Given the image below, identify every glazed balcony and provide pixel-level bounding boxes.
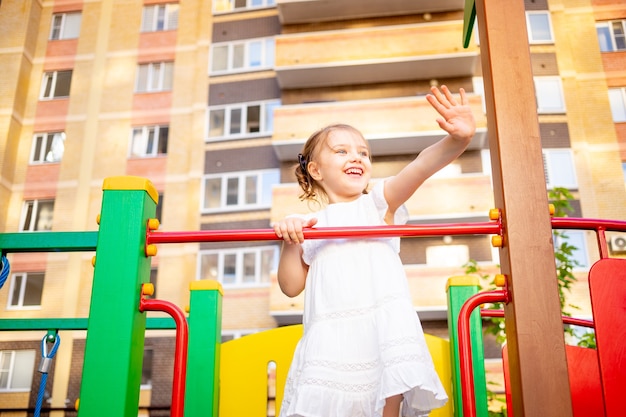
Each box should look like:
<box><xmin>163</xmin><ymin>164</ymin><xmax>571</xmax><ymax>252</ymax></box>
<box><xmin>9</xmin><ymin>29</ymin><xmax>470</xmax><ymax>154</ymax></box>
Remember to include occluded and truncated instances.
<box><xmin>274</xmin><ymin>21</ymin><xmax>478</xmax><ymax>88</ymax></box>
<box><xmin>271</xmin><ymin>94</ymin><xmax>488</xmax><ymax>160</ymax></box>
<box><xmin>276</xmin><ymin>0</ymin><xmax>466</xmax><ymax>24</ymax></box>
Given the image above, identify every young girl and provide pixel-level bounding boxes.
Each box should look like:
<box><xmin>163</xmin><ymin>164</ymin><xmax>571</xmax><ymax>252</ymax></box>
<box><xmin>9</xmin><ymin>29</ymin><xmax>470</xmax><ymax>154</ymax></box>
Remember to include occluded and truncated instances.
<box><xmin>273</xmin><ymin>85</ymin><xmax>476</xmax><ymax>417</ymax></box>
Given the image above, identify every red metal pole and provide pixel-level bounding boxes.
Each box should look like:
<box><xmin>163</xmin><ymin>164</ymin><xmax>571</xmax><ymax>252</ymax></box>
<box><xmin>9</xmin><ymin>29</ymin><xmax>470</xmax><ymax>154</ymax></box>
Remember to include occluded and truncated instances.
<box><xmin>147</xmin><ymin>222</ymin><xmax>502</xmax><ymax>245</ymax></box>
<box><xmin>480</xmin><ymin>309</ymin><xmax>594</xmax><ymax>329</ymax></box>
<box><xmin>458</xmin><ymin>290</ymin><xmax>508</xmax><ymax>417</ymax></box>
<box><xmin>139</xmin><ymin>297</ymin><xmax>188</xmax><ymax>417</ymax></box>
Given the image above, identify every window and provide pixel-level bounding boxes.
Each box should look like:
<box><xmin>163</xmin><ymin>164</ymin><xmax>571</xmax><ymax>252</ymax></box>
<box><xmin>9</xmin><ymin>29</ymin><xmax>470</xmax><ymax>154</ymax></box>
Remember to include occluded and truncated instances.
<box><xmin>608</xmin><ymin>88</ymin><xmax>626</xmax><ymax>122</ymax></box>
<box><xmin>554</xmin><ymin>230</ymin><xmax>589</xmax><ymax>269</ymax></box>
<box><xmin>207</xmin><ymin>100</ymin><xmax>279</xmax><ymax>140</ymax></box>
<box><xmin>210</xmin><ymin>37</ymin><xmax>275</xmax><ymax>74</ymax></box>
<box><xmin>198</xmin><ymin>245</ymin><xmax>278</xmax><ymax>287</ymax></box>
<box><xmin>30</xmin><ymin>132</ymin><xmax>65</xmax><ymax>163</ymax></box>
<box><xmin>8</xmin><ymin>272</ymin><xmax>44</xmax><ymax>309</ymax></box>
<box><xmin>141</xmin><ymin>3</ymin><xmax>179</xmax><ymax>32</ymax></box>
<box><xmin>543</xmin><ymin>149</ymin><xmax>577</xmax><ymax>189</ymax></box>
<box><xmin>20</xmin><ymin>200</ymin><xmax>55</xmax><ymax>231</ymax></box>
<box><xmin>426</xmin><ymin>245</ymin><xmax>470</xmax><ymax>267</ymax></box>
<box><xmin>50</xmin><ymin>12</ymin><xmax>82</xmax><ymax>40</ymax></box>
<box><xmin>155</xmin><ymin>193</ymin><xmax>164</xmax><ymax>224</ymax></box>
<box><xmin>40</xmin><ymin>70</ymin><xmax>72</xmax><ymax>99</ymax></box>
<box><xmin>202</xmin><ymin>169</ymin><xmax>279</xmax><ymax>212</ymax></box>
<box><xmin>136</xmin><ymin>62</ymin><xmax>174</xmax><ymax>93</ymax></box>
<box><xmin>0</xmin><ymin>350</ymin><xmax>36</xmax><ymax>391</ymax></box>
<box><xmin>213</xmin><ymin>0</ymin><xmax>275</xmax><ymax>14</ymax></box>
<box><xmin>526</xmin><ymin>11</ymin><xmax>554</xmax><ymax>44</ymax></box>
<box><xmin>130</xmin><ymin>125</ymin><xmax>169</xmax><ymax>157</ymax></box>
<box><xmin>141</xmin><ymin>349</ymin><xmax>153</xmax><ymax>388</ymax></box>
<box><xmin>596</xmin><ymin>20</ymin><xmax>626</xmax><ymax>52</ymax></box>
<box><xmin>534</xmin><ymin>77</ymin><xmax>566</xmax><ymax>114</ymax></box>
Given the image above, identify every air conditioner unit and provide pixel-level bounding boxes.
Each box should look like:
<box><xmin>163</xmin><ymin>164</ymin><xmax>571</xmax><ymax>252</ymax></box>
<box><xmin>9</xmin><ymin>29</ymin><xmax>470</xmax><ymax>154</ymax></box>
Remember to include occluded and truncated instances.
<box><xmin>610</xmin><ymin>235</ymin><xmax>626</xmax><ymax>253</ymax></box>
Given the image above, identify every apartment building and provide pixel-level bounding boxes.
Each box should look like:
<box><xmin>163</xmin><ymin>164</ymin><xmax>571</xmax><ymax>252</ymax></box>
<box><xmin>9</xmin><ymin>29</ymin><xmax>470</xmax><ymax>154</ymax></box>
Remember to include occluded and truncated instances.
<box><xmin>0</xmin><ymin>0</ymin><xmax>624</xmax><ymax>414</ymax></box>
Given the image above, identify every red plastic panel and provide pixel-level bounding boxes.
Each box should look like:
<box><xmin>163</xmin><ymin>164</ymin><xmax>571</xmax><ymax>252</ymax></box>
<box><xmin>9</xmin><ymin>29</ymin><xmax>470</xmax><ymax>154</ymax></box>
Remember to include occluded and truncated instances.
<box><xmin>502</xmin><ymin>344</ymin><xmax>604</xmax><ymax>416</ymax></box>
<box><xmin>589</xmin><ymin>258</ymin><xmax>626</xmax><ymax>417</ymax></box>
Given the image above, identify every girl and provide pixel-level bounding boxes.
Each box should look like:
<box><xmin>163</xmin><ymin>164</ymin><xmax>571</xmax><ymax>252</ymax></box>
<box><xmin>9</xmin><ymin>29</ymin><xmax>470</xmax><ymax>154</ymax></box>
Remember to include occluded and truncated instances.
<box><xmin>274</xmin><ymin>85</ymin><xmax>476</xmax><ymax>417</ymax></box>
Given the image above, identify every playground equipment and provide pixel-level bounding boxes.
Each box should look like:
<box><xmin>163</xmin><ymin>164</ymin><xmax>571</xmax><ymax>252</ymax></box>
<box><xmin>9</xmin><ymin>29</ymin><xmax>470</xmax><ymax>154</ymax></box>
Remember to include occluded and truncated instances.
<box><xmin>1</xmin><ymin>175</ymin><xmax>626</xmax><ymax>417</ymax></box>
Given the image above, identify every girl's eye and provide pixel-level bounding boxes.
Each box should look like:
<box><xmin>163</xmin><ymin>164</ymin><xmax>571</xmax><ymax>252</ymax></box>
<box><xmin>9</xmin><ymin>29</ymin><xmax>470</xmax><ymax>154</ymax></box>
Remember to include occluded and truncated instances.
<box><xmin>360</xmin><ymin>151</ymin><xmax>369</xmax><ymax>158</ymax></box>
<box><xmin>336</xmin><ymin>149</ymin><xmax>347</xmax><ymax>154</ymax></box>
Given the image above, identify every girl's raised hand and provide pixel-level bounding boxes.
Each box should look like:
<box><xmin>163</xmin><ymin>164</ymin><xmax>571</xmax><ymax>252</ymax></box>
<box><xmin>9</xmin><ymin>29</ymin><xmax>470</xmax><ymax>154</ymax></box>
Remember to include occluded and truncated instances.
<box><xmin>426</xmin><ymin>85</ymin><xmax>476</xmax><ymax>142</ymax></box>
<box><xmin>274</xmin><ymin>217</ymin><xmax>318</xmax><ymax>244</ymax></box>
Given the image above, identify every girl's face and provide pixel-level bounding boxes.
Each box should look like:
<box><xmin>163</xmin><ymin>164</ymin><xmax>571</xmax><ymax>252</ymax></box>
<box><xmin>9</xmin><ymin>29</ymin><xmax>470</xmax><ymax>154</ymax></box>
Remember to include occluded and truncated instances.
<box><xmin>308</xmin><ymin>129</ymin><xmax>372</xmax><ymax>204</ymax></box>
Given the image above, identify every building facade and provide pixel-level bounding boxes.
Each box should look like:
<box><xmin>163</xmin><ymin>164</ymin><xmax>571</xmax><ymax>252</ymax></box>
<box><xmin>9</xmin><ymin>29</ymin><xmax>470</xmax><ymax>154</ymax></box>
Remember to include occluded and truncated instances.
<box><xmin>0</xmin><ymin>0</ymin><xmax>625</xmax><ymax>414</ymax></box>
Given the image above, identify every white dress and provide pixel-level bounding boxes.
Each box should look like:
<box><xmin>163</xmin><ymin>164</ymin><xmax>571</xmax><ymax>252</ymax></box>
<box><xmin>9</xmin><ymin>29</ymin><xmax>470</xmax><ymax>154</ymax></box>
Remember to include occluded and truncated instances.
<box><xmin>280</xmin><ymin>180</ymin><xmax>448</xmax><ymax>417</ymax></box>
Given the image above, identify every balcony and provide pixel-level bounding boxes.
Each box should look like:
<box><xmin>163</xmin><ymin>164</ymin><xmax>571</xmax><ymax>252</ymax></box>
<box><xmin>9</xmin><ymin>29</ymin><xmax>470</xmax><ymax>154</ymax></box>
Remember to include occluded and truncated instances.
<box><xmin>276</xmin><ymin>0</ymin><xmax>466</xmax><ymax>24</ymax></box>
<box><xmin>275</xmin><ymin>21</ymin><xmax>478</xmax><ymax>88</ymax></box>
<box><xmin>271</xmin><ymin>94</ymin><xmax>488</xmax><ymax>160</ymax></box>
<box><xmin>270</xmin><ymin>174</ymin><xmax>494</xmax><ymax>225</ymax></box>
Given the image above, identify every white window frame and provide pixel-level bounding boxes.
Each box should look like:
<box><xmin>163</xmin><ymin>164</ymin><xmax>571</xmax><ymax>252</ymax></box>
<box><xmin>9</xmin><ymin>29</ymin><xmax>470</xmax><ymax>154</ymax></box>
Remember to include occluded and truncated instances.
<box><xmin>210</xmin><ymin>37</ymin><xmax>275</xmax><ymax>75</ymax></box>
<box><xmin>202</xmin><ymin>169</ymin><xmax>279</xmax><ymax>213</ymax></box>
<box><xmin>20</xmin><ymin>199</ymin><xmax>55</xmax><ymax>232</ymax></box>
<box><xmin>129</xmin><ymin>125</ymin><xmax>169</xmax><ymax>157</ymax></box>
<box><xmin>213</xmin><ymin>0</ymin><xmax>275</xmax><ymax>14</ymax></box>
<box><xmin>0</xmin><ymin>350</ymin><xmax>36</xmax><ymax>392</ymax></box>
<box><xmin>608</xmin><ymin>87</ymin><xmax>626</xmax><ymax>122</ymax></box>
<box><xmin>30</xmin><ymin>132</ymin><xmax>65</xmax><ymax>164</ymax></box>
<box><xmin>207</xmin><ymin>100</ymin><xmax>279</xmax><ymax>141</ymax></box>
<box><xmin>425</xmin><ymin>244</ymin><xmax>470</xmax><ymax>267</ymax></box>
<box><xmin>596</xmin><ymin>20</ymin><xmax>626</xmax><ymax>52</ymax></box>
<box><xmin>197</xmin><ymin>245</ymin><xmax>278</xmax><ymax>287</ymax></box>
<box><xmin>7</xmin><ymin>272</ymin><xmax>44</xmax><ymax>310</ymax></box>
<box><xmin>542</xmin><ymin>149</ymin><xmax>578</xmax><ymax>190</ymax></box>
<box><xmin>534</xmin><ymin>76</ymin><xmax>566</xmax><ymax>114</ymax></box>
<box><xmin>526</xmin><ymin>11</ymin><xmax>554</xmax><ymax>44</ymax></box>
<box><xmin>135</xmin><ymin>62</ymin><xmax>174</xmax><ymax>93</ymax></box>
<box><xmin>50</xmin><ymin>12</ymin><xmax>82</xmax><ymax>40</ymax></box>
<box><xmin>39</xmin><ymin>70</ymin><xmax>72</xmax><ymax>99</ymax></box>
<box><xmin>141</xmin><ymin>3</ymin><xmax>179</xmax><ymax>32</ymax></box>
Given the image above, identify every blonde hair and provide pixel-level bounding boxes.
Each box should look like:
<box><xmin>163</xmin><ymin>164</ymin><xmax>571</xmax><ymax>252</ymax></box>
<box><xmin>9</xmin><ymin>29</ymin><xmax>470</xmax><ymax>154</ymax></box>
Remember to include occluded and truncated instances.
<box><xmin>295</xmin><ymin>123</ymin><xmax>371</xmax><ymax>203</ymax></box>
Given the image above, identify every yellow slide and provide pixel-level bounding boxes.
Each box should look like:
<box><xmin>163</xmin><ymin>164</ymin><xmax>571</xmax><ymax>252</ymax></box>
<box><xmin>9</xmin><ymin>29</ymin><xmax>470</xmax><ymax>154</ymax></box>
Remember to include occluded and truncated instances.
<box><xmin>220</xmin><ymin>325</ymin><xmax>453</xmax><ymax>417</ymax></box>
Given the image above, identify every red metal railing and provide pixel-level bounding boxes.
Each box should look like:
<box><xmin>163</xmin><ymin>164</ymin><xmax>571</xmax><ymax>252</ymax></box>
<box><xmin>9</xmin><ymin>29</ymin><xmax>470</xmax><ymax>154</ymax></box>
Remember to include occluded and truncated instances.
<box><xmin>139</xmin><ymin>292</ymin><xmax>189</xmax><ymax>417</ymax></box>
<box><xmin>146</xmin><ymin>222</ymin><xmax>502</xmax><ymax>244</ymax></box>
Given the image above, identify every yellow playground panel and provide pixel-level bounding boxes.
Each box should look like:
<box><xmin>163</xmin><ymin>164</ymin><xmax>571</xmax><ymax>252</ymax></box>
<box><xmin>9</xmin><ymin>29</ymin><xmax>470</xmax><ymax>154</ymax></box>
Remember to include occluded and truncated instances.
<box><xmin>219</xmin><ymin>324</ymin><xmax>453</xmax><ymax>417</ymax></box>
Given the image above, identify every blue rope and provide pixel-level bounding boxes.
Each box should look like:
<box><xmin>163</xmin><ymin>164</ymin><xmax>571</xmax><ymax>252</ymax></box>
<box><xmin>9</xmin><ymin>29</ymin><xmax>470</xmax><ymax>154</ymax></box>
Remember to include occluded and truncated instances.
<box><xmin>0</xmin><ymin>255</ymin><xmax>9</xmax><ymax>289</ymax></box>
<box><xmin>35</xmin><ymin>333</ymin><xmax>60</xmax><ymax>417</ymax></box>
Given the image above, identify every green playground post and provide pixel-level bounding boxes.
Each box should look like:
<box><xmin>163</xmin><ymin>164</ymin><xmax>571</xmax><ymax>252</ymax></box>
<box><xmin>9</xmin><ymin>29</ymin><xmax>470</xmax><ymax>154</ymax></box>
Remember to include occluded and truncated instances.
<box><xmin>446</xmin><ymin>276</ymin><xmax>488</xmax><ymax>417</ymax></box>
<box><xmin>78</xmin><ymin>176</ymin><xmax>158</xmax><ymax>417</ymax></box>
<box><xmin>185</xmin><ymin>280</ymin><xmax>223</xmax><ymax>417</ymax></box>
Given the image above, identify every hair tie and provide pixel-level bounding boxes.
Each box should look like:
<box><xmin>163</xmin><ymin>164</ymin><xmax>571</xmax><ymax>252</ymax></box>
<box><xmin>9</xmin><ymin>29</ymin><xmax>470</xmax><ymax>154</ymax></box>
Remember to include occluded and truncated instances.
<box><xmin>298</xmin><ymin>153</ymin><xmax>307</xmax><ymax>174</ymax></box>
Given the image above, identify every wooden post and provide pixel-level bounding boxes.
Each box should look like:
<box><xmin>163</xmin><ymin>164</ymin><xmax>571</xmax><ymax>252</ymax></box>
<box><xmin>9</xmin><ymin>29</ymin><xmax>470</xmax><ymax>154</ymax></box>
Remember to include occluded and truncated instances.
<box><xmin>472</xmin><ymin>0</ymin><xmax>573</xmax><ymax>416</ymax></box>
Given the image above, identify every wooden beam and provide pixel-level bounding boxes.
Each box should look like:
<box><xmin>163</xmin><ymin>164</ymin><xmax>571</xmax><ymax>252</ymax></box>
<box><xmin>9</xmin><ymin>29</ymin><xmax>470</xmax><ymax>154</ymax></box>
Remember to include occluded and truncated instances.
<box><xmin>473</xmin><ymin>0</ymin><xmax>573</xmax><ymax>416</ymax></box>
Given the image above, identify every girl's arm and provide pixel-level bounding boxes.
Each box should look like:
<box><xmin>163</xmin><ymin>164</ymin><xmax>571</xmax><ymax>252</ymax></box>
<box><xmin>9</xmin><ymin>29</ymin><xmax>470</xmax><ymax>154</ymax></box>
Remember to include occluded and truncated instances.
<box><xmin>274</xmin><ymin>217</ymin><xmax>317</xmax><ymax>297</ymax></box>
<box><xmin>384</xmin><ymin>85</ymin><xmax>476</xmax><ymax>214</ymax></box>
<box><xmin>276</xmin><ymin>242</ymin><xmax>309</xmax><ymax>297</ymax></box>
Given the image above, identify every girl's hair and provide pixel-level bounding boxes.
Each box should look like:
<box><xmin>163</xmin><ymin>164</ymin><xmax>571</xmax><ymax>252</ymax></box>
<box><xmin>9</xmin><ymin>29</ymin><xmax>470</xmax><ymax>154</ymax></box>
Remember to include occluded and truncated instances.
<box><xmin>295</xmin><ymin>123</ymin><xmax>370</xmax><ymax>203</ymax></box>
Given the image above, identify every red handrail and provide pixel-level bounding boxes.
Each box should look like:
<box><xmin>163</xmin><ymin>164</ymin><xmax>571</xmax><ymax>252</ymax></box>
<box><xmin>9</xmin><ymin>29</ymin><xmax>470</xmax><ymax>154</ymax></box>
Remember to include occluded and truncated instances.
<box><xmin>146</xmin><ymin>222</ymin><xmax>502</xmax><ymax>244</ymax></box>
<box><xmin>139</xmin><ymin>295</ymin><xmax>188</xmax><ymax>417</ymax></box>
<box><xmin>458</xmin><ymin>290</ymin><xmax>509</xmax><ymax>417</ymax></box>
<box><xmin>480</xmin><ymin>309</ymin><xmax>595</xmax><ymax>328</ymax></box>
